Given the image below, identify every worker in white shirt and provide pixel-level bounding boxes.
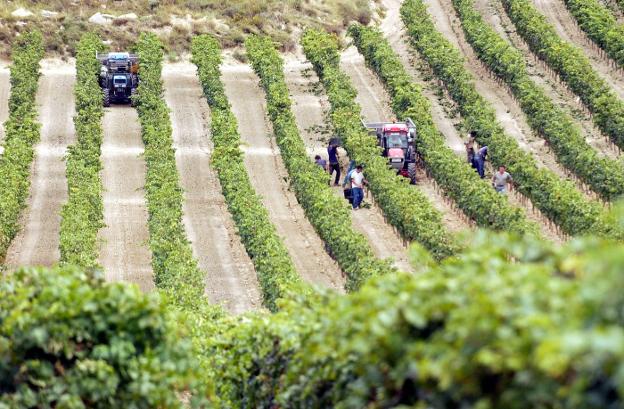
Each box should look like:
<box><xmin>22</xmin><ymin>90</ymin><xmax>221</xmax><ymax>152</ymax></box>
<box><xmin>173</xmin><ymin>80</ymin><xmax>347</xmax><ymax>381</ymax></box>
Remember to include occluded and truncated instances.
<box><xmin>350</xmin><ymin>165</ymin><xmax>368</xmax><ymax>210</ymax></box>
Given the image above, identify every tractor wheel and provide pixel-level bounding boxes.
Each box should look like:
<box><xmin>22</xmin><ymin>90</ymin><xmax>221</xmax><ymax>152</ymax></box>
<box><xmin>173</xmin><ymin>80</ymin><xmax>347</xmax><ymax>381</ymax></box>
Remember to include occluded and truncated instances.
<box><xmin>130</xmin><ymin>88</ymin><xmax>137</xmax><ymax>107</ymax></box>
<box><xmin>408</xmin><ymin>162</ymin><xmax>417</xmax><ymax>185</ymax></box>
<box><xmin>103</xmin><ymin>89</ymin><xmax>110</xmax><ymax>107</ymax></box>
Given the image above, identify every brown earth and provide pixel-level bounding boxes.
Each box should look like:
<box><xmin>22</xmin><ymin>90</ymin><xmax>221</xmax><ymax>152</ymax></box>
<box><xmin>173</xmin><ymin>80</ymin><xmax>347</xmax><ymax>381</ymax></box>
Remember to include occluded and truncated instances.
<box><xmin>479</xmin><ymin>0</ymin><xmax>621</xmax><ymax>160</ymax></box>
<box><xmin>221</xmin><ymin>60</ymin><xmax>345</xmax><ymax>291</ymax></box>
<box><xmin>0</xmin><ymin>61</ymin><xmax>9</xmax><ymax>148</ymax></box>
<box><xmin>339</xmin><ymin>45</ymin><xmax>475</xmax><ymax>235</ymax></box>
<box><xmin>4</xmin><ymin>60</ymin><xmax>75</xmax><ymax>267</ymax></box>
<box><xmin>98</xmin><ymin>105</ymin><xmax>154</xmax><ymax>292</ymax></box>
<box><xmin>284</xmin><ymin>55</ymin><xmax>415</xmax><ymax>272</ymax></box>
<box><xmin>163</xmin><ymin>62</ymin><xmax>262</xmax><ymax>313</ymax></box>
<box><xmin>532</xmin><ymin>0</ymin><xmax>624</xmax><ymax>99</ymax></box>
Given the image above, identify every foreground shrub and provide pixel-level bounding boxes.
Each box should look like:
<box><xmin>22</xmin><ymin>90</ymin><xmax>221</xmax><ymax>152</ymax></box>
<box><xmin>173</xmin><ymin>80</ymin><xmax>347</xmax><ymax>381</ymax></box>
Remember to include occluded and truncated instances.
<box><xmin>0</xmin><ymin>266</ymin><xmax>208</xmax><ymax>408</ymax></box>
<box><xmin>205</xmin><ymin>226</ymin><xmax>624</xmax><ymax>408</ymax></box>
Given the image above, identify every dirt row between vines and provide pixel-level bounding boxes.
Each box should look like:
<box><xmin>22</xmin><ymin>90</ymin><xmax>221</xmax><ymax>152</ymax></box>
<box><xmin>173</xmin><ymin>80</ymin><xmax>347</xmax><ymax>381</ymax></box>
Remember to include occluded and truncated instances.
<box><xmin>379</xmin><ymin>0</ymin><xmax>564</xmax><ymax>242</ymax></box>
<box><xmin>163</xmin><ymin>62</ymin><xmax>262</xmax><ymax>313</ymax></box>
<box><xmin>98</xmin><ymin>106</ymin><xmax>154</xmax><ymax>292</ymax></box>
<box><xmin>475</xmin><ymin>0</ymin><xmax>621</xmax><ymax>160</ymax></box>
<box><xmin>532</xmin><ymin>0</ymin><xmax>624</xmax><ymax>100</ymax></box>
<box><xmin>4</xmin><ymin>61</ymin><xmax>75</xmax><ymax>267</ymax></box>
<box><xmin>283</xmin><ymin>54</ymin><xmax>415</xmax><ymax>273</ymax></box>
<box><xmin>221</xmin><ymin>58</ymin><xmax>346</xmax><ymax>292</ymax></box>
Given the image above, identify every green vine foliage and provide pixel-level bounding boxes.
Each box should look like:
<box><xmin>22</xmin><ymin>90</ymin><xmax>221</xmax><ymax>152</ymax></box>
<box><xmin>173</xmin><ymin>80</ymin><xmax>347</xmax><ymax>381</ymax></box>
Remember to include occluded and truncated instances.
<box><xmin>502</xmin><ymin>0</ymin><xmax>624</xmax><ymax>150</ymax></box>
<box><xmin>134</xmin><ymin>33</ymin><xmax>207</xmax><ymax>312</ymax></box>
<box><xmin>191</xmin><ymin>35</ymin><xmax>306</xmax><ymax>311</ymax></box>
<box><xmin>0</xmin><ymin>266</ymin><xmax>211</xmax><ymax>407</ymax></box>
<box><xmin>301</xmin><ymin>29</ymin><xmax>460</xmax><ymax>260</ymax></box>
<box><xmin>203</xmin><ymin>224</ymin><xmax>624</xmax><ymax>408</ymax></box>
<box><xmin>564</xmin><ymin>0</ymin><xmax>624</xmax><ymax>68</ymax></box>
<box><xmin>347</xmin><ymin>25</ymin><xmax>539</xmax><ymax>236</ymax></box>
<box><xmin>401</xmin><ymin>0</ymin><xmax>617</xmax><ymax>238</ymax></box>
<box><xmin>245</xmin><ymin>35</ymin><xmax>393</xmax><ymax>291</ymax></box>
<box><xmin>59</xmin><ymin>33</ymin><xmax>105</xmax><ymax>269</ymax></box>
<box><xmin>452</xmin><ymin>0</ymin><xmax>624</xmax><ymax>202</ymax></box>
<box><xmin>0</xmin><ymin>32</ymin><xmax>44</xmax><ymax>261</ymax></box>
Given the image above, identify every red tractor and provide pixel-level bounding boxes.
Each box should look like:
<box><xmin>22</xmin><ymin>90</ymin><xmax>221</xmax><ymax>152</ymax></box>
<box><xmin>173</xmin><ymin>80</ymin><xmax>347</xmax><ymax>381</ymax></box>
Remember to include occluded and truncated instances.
<box><xmin>362</xmin><ymin>118</ymin><xmax>417</xmax><ymax>184</ymax></box>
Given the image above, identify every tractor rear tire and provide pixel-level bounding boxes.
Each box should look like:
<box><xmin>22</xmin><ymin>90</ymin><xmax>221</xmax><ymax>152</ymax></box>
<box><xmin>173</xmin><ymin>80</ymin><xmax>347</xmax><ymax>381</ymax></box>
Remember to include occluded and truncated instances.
<box><xmin>103</xmin><ymin>89</ymin><xmax>110</xmax><ymax>107</ymax></box>
<box><xmin>408</xmin><ymin>162</ymin><xmax>417</xmax><ymax>185</ymax></box>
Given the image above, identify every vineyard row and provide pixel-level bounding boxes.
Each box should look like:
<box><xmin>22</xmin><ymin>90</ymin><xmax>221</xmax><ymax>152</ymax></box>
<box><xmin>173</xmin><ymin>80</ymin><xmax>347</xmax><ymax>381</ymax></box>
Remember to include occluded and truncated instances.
<box><xmin>401</xmin><ymin>0</ymin><xmax>617</xmax><ymax>238</ymax></box>
<box><xmin>452</xmin><ymin>0</ymin><xmax>624</xmax><ymax>201</ymax></box>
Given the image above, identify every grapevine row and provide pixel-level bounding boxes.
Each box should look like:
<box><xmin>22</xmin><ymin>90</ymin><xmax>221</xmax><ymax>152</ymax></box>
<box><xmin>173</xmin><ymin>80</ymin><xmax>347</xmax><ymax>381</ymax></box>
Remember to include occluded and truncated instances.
<box><xmin>245</xmin><ymin>35</ymin><xmax>392</xmax><ymax>290</ymax></box>
<box><xmin>347</xmin><ymin>26</ymin><xmax>539</xmax><ymax>236</ymax></box>
<box><xmin>301</xmin><ymin>29</ymin><xmax>459</xmax><ymax>261</ymax></box>
<box><xmin>564</xmin><ymin>0</ymin><xmax>624</xmax><ymax>68</ymax></box>
<box><xmin>0</xmin><ymin>32</ymin><xmax>44</xmax><ymax>261</ymax></box>
<box><xmin>191</xmin><ymin>35</ymin><xmax>304</xmax><ymax>311</ymax></box>
<box><xmin>452</xmin><ymin>0</ymin><xmax>624</xmax><ymax>201</ymax></box>
<box><xmin>59</xmin><ymin>33</ymin><xmax>105</xmax><ymax>268</ymax></box>
<box><xmin>501</xmin><ymin>0</ymin><xmax>624</xmax><ymax>149</ymax></box>
<box><xmin>134</xmin><ymin>33</ymin><xmax>207</xmax><ymax>311</ymax></box>
<box><xmin>401</xmin><ymin>0</ymin><xmax>614</xmax><ymax>237</ymax></box>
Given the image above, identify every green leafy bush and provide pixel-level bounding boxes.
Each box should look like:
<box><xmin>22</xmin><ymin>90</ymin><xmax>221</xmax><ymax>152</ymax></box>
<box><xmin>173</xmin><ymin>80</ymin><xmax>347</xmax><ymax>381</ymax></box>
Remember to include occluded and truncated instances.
<box><xmin>205</xmin><ymin>227</ymin><xmax>624</xmax><ymax>408</ymax></box>
<box><xmin>0</xmin><ymin>266</ymin><xmax>209</xmax><ymax>408</ymax></box>
<box><xmin>401</xmin><ymin>0</ymin><xmax>616</xmax><ymax>237</ymax></box>
<box><xmin>134</xmin><ymin>33</ymin><xmax>207</xmax><ymax>311</ymax></box>
<box><xmin>59</xmin><ymin>33</ymin><xmax>105</xmax><ymax>268</ymax></box>
<box><xmin>564</xmin><ymin>0</ymin><xmax>624</xmax><ymax>68</ymax></box>
<box><xmin>502</xmin><ymin>0</ymin><xmax>624</xmax><ymax>150</ymax></box>
<box><xmin>301</xmin><ymin>29</ymin><xmax>460</xmax><ymax>260</ymax></box>
<box><xmin>245</xmin><ymin>35</ymin><xmax>393</xmax><ymax>290</ymax></box>
<box><xmin>347</xmin><ymin>25</ymin><xmax>538</xmax><ymax>236</ymax></box>
<box><xmin>0</xmin><ymin>32</ymin><xmax>44</xmax><ymax>261</ymax></box>
<box><xmin>191</xmin><ymin>35</ymin><xmax>306</xmax><ymax>311</ymax></box>
<box><xmin>451</xmin><ymin>0</ymin><xmax>624</xmax><ymax>201</ymax></box>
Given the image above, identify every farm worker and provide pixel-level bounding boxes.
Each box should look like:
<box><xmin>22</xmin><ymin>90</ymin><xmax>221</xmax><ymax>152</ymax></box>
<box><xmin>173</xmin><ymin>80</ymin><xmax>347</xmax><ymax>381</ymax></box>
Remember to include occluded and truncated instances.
<box><xmin>492</xmin><ymin>165</ymin><xmax>513</xmax><ymax>194</ymax></box>
<box><xmin>314</xmin><ymin>154</ymin><xmax>327</xmax><ymax>171</ymax></box>
<box><xmin>475</xmin><ymin>145</ymin><xmax>488</xmax><ymax>178</ymax></box>
<box><xmin>328</xmin><ymin>141</ymin><xmax>341</xmax><ymax>186</ymax></box>
<box><xmin>350</xmin><ymin>165</ymin><xmax>368</xmax><ymax>210</ymax></box>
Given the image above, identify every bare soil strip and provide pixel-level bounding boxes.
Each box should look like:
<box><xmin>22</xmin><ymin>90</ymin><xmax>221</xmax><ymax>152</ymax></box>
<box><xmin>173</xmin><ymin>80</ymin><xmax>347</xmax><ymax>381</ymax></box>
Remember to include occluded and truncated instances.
<box><xmin>480</xmin><ymin>0</ymin><xmax>621</xmax><ymax>159</ymax></box>
<box><xmin>339</xmin><ymin>46</ymin><xmax>474</xmax><ymax>236</ymax></box>
<box><xmin>0</xmin><ymin>61</ymin><xmax>8</xmax><ymax>149</ymax></box>
<box><xmin>376</xmin><ymin>0</ymin><xmax>565</xmax><ymax>242</ymax></box>
<box><xmin>5</xmin><ymin>61</ymin><xmax>75</xmax><ymax>267</ymax></box>
<box><xmin>99</xmin><ymin>106</ymin><xmax>154</xmax><ymax>292</ymax></box>
<box><xmin>284</xmin><ymin>55</ymin><xmax>415</xmax><ymax>272</ymax></box>
<box><xmin>221</xmin><ymin>61</ymin><xmax>345</xmax><ymax>291</ymax></box>
<box><xmin>163</xmin><ymin>62</ymin><xmax>261</xmax><ymax>313</ymax></box>
<box><xmin>532</xmin><ymin>0</ymin><xmax>624</xmax><ymax>99</ymax></box>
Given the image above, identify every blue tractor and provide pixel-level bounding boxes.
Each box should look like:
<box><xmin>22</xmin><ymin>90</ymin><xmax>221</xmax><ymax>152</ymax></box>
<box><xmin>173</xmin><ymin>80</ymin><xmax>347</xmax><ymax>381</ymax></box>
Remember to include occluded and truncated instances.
<box><xmin>97</xmin><ymin>52</ymin><xmax>139</xmax><ymax>107</ymax></box>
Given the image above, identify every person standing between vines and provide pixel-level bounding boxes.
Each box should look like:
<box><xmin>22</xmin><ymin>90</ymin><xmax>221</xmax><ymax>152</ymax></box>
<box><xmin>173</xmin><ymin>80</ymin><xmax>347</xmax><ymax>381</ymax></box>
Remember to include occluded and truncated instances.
<box><xmin>492</xmin><ymin>165</ymin><xmax>513</xmax><ymax>194</ymax></box>
<box><xmin>350</xmin><ymin>165</ymin><xmax>368</xmax><ymax>210</ymax></box>
<box><xmin>328</xmin><ymin>141</ymin><xmax>341</xmax><ymax>186</ymax></box>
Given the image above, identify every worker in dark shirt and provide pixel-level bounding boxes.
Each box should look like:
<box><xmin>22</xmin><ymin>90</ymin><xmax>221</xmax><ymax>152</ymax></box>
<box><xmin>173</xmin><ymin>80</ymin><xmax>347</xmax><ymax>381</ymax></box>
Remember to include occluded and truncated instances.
<box><xmin>327</xmin><ymin>141</ymin><xmax>341</xmax><ymax>186</ymax></box>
